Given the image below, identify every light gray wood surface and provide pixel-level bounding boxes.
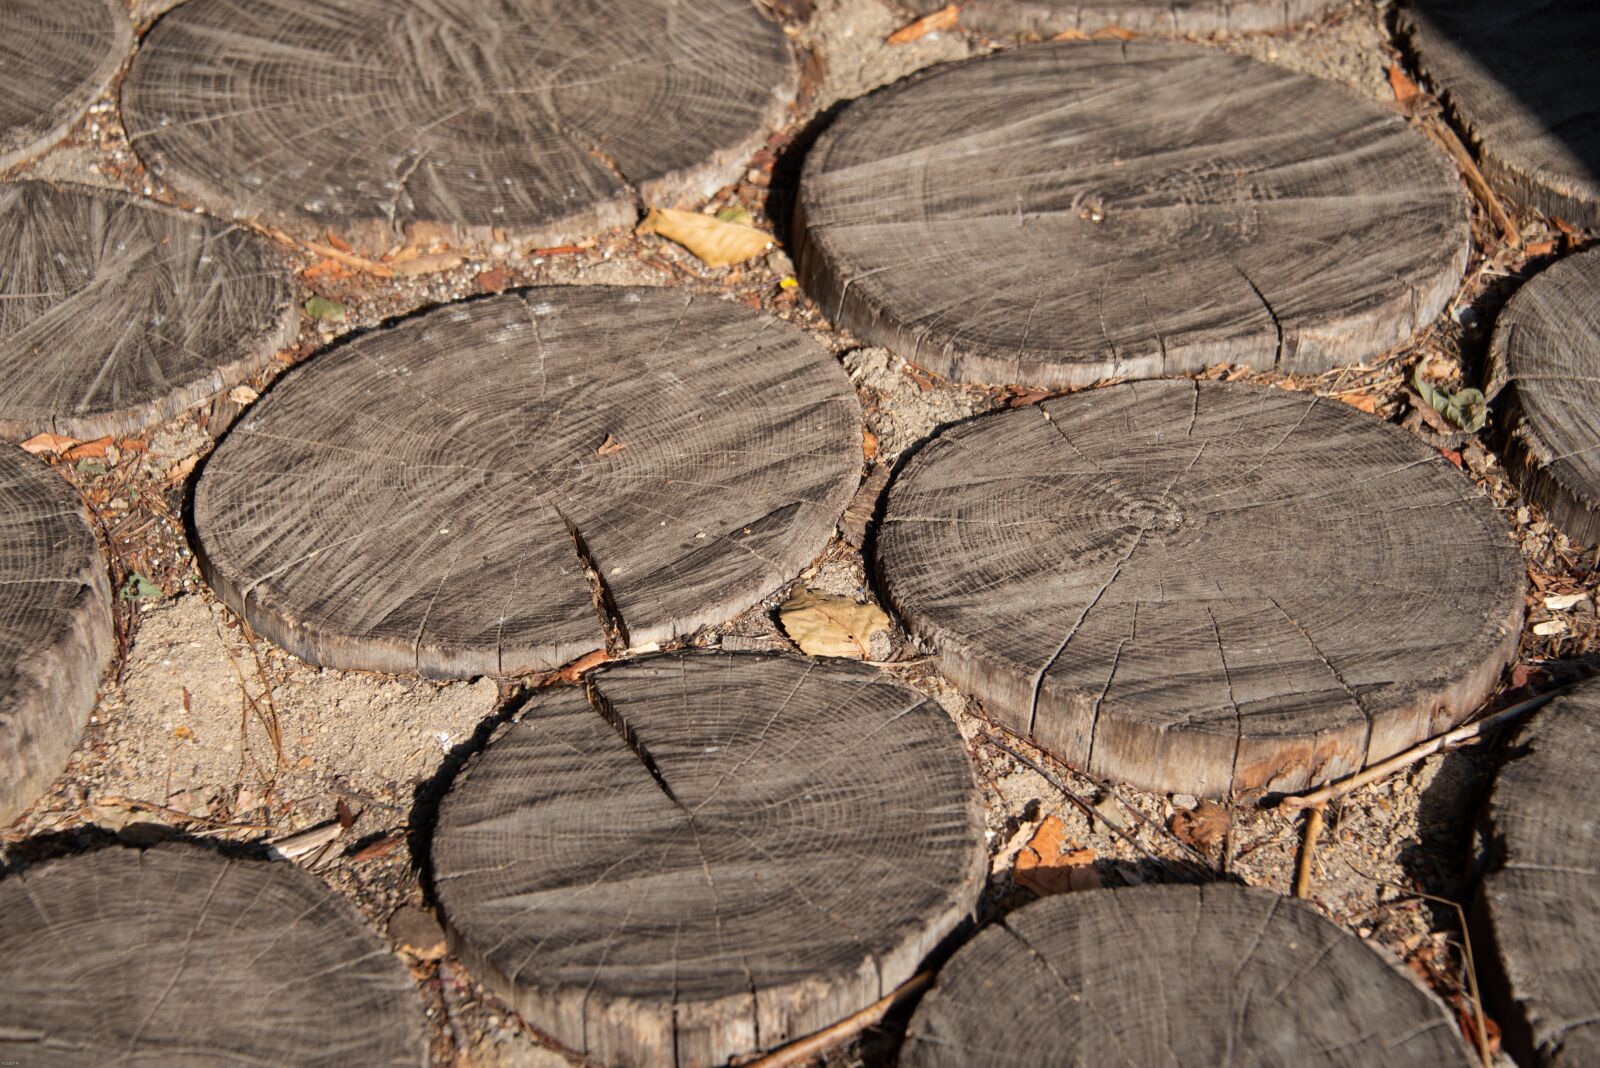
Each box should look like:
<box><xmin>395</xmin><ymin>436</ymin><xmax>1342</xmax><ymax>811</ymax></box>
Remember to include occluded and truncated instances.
<box><xmin>192</xmin><ymin>288</ymin><xmax>861</xmax><ymax>678</ymax></box>
<box><xmin>1400</xmin><ymin>0</ymin><xmax>1600</xmax><ymax>228</ymax></box>
<box><xmin>877</xmin><ymin>380</ymin><xmax>1526</xmax><ymax>798</ymax></box>
<box><xmin>1486</xmin><ymin>246</ymin><xmax>1600</xmax><ymax>545</ymax></box>
<box><xmin>902</xmin><ymin>884</ymin><xmax>1472</xmax><ymax>1066</ymax></box>
<box><xmin>122</xmin><ymin>0</ymin><xmax>796</xmax><ymax>252</ymax></box>
<box><xmin>0</xmin><ymin>0</ymin><xmax>130</xmax><ymax>170</ymax></box>
<box><xmin>0</xmin><ymin>181</ymin><xmax>298</xmax><ymax>439</ymax></box>
<box><xmin>0</xmin><ymin>842</ymin><xmax>425</xmax><ymax>1066</ymax></box>
<box><xmin>1477</xmin><ymin>680</ymin><xmax>1600</xmax><ymax>1066</ymax></box>
<box><xmin>0</xmin><ymin>446</ymin><xmax>111</xmax><ymax>827</ymax></box>
<box><xmin>902</xmin><ymin>0</ymin><xmax>1340</xmax><ymax>36</ymax></box>
<box><xmin>432</xmin><ymin>650</ymin><xmax>987</xmax><ymax>1068</ymax></box>
<box><xmin>797</xmin><ymin>40</ymin><xmax>1467</xmax><ymax>390</ymax></box>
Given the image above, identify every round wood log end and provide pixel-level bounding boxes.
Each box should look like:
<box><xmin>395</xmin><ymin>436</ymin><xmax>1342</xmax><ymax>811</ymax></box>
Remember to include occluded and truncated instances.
<box><xmin>1487</xmin><ymin>246</ymin><xmax>1600</xmax><ymax>546</ymax></box>
<box><xmin>877</xmin><ymin>379</ymin><xmax>1526</xmax><ymax>798</ymax></box>
<box><xmin>0</xmin><ymin>446</ymin><xmax>112</xmax><ymax>827</ymax></box>
<box><xmin>1476</xmin><ymin>680</ymin><xmax>1600</xmax><ymax>1066</ymax></box>
<box><xmin>431</xmin><ymin>650</ymin><xmax>987</xmax><ymax>1067</ymax></box>
<box><xmin>0</xmin><ymin>842</ymin><xmax>426</xmax><ymax>1066</ymax></box>
<box><xmin>902</xmin><ymin>883</ymin><xmax>1473</xmax><ymax>1066</ymax></box>
<box><xmin>0</xmin><ymin>0</ymin><xmax>131</xmax><ymax>171</ymax></box>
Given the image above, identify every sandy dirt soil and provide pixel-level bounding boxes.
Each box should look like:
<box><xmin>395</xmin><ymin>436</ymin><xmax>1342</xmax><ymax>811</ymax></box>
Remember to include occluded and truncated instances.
<box><xmin>4</xmin><ymin>2</ymin><xmax>1596</xmax><ymax>1066</ymax></box>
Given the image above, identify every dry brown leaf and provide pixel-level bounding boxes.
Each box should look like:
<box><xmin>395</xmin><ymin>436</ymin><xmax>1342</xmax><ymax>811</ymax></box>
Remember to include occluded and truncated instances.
<box><xmin>227</xmin><ymin>384</ymin><xmax>260</xmax><ymax>405</ymax></box>
<box><xmin>476</xmin><ymin>267</ymin><xmax>514</xmax><ymax>292</ymax></box>
<box><xmin>164</xmin><ymin>454</ymin><xmax>199</xmax><ymax>487</ymax></box>
<box><xmin>63</xmin><ymin>436</ymin><xmax>115</xmax><ymax>460</ymax></box>
<box><xmin>1091</xmin><ymin>25</ymin><xmax>1136</xmax><ymax>39</ymax></box>
<box><xmin>1015</xmin><ymin>816</ymin><xmax>1100</xmax><ymax>895</ymax></box>
<box><xmin>887</xmin><ymin>3</ymin><xmax>959</xmax><ymax>44</ymax></box>
<box><xmin>352</xmin><ymin>833</ymin><xmax>404</xmax><ymax>861</ymax></box>
<box><xmin>1337</xmin><ymin>390</ymin><xmax>1379</xmax><ymax>414</ymax></box>
<box><xmin>1388</xmin><ymin>64</ymin><xmax>1421</xmax><ymax>104</ymax></box>
<box><xmin>597</xmin><ymin>433</ymin><xmax>627</xmax><ymax>457</ymax></box>
<box><xmin>1170</xmin><ymin>800</ymin><xmax>1230</xmax><ymax>852</ymax></box>
<box><xmin>779</xmin><ymin>588</ymin><xmax>889</xmax><ymax>660</ymax></box>
<box><xmin>1050</xmin><ymin>28</ymin><xmax>1089</xmax><ymax>40</ymax></box>
<box><xmin>637</xmin><ymin>207</ymin><xmax>772</xmax><ymax>267</ymax></box>
<box><xmin>20</xmin><ymin>432</ymin><xmax>79</xmax><ymax>456</ymax></box>
<box><xmin>862</xmin><ymin>428</ymin><xmax>879</xmax><ymax>460</ymax></box>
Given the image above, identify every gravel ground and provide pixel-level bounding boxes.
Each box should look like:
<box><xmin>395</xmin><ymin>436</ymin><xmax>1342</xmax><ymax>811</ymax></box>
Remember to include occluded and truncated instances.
<box><xmin>3</xmin><ymin>2</ymin><xmax>1596</xmax><ymax>1066</ymax></box>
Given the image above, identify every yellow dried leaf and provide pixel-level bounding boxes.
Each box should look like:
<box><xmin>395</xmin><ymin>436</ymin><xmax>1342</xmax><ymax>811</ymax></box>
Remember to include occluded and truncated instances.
<box><xmin>637</xmin><ymin>207</ymin><xmax>772</xmax><ymax>267</ymax></box>
<box><xmin>779</xmin><ymin>588</ymin><xmax>889</xmax><ymax>660</ymax></box>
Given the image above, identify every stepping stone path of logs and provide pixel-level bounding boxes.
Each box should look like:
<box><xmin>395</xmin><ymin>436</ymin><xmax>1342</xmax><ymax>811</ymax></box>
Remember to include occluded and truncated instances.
<box><xmin>1487</xmin><ymin>246</ymin><xmax>1600</xmax><ymax>546</ymax></box>
<box><xmin>0</xmin><ymin>0</ymin><xmax>1597</xmax><ymax>1064</ymax></box>
<box><xmin>1400</xmin><ymin>0</ymin><xmax>1600</xmax><ymax>229</ymax></box>
<box><xmin>1476</xmin><ymin>681</ymin><xmax>1600</xmax><ymax>1066</ymax></box>
<box><xmin>0</xmin><ymin>448</ymin><xmax>112</xmax><ymax>827</ymax></box>
<box><xmin>796</xmin><ymin>39</ymin><xmax>1467</xmax><ymax>390</ymax></box>
<box><xmin>0</xmin><ymin>843</ymin><xmax>425</xmax><ymax>1066</ymax></box>
<box><xmin>878</xmin><ymin>380</ymin><xmax>1526</xmax><ymax>799</ymax></box>
<box><xmin>432</xmin><ymin>651</ymin><xmax>986</xmax><ymax>1067</ymax></box>
<box><xmin>191</xmin><ymin>287</ymin><xmax>861</xmax><ymax>678</ymax></box>
<box><xmin>901</xmin><ymin>884</ymin><xmax>1474</xmax><ymax>1065</ymax></box>
<box><xmin>122</xmin><ymin>0</ymin><xmax>797</xmax><ymax>253</ymax></box>
<box><xmin>0</xmin><ymin>0</ymin><xmax>130</xmax><ymax>171</ymax></box>
<box><xmin>0</xmin><ymin>181</ymin><xmax>298</xmax><ymax>438</ymax></box>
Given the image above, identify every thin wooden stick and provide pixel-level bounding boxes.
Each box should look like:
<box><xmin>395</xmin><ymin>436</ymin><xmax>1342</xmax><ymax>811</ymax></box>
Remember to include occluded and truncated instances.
<box><xmin>743</xmin><ymin>971</ymin><xmax>933</xmax><ymax>1068</ymax></box>
<box><xmin>1293</xmin><ymin>807</ymin><xmax>1324</xmax><ymax>899</ymax></box>
<box><xmin>1419</xmin><ymin>116</ymin><xmax>1521</xmax><ymax>249</ymax></box>
<box><xmin>1279</xmin><ymin>686</ymin><xmax>1574</xmax><ymax>811</ymax></box>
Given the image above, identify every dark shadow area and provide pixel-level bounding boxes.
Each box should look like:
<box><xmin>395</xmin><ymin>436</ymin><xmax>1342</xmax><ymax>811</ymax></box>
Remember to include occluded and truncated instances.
<box><xmin>0</xmin><ymin>823</ymin><xmax>273</xmax><ymax>878</ymax></box>
<box><xmin>764</xmin><ymin>100</ymin><xmax>849</xmax><ymax>251</ymax></box>
<box><xmin>1393</xmin><ymin>1</ymin><xmax>1600</xmax><ymax>227</ymax></box>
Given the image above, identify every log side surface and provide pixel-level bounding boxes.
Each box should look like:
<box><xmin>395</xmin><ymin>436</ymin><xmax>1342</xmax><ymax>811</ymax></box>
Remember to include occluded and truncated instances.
<box><xmin>191</xmin><ymin>288</ymin><xmax>862</xmax><ymax>678</ymax></box>
<box><xmin>1400</xmin><ymin>0</ymin><xmax>1600</xmax><ymax>228</ymax></box>
<box><xmin>0</xmin><ymin>446</ymin><xmax>112</xmax><ymax>826</ymax></box>
<box><xmin>0</xmin><ymin>181</ymin><xmax>298</xmax><ymax>439</ymax></box>
<box><xmin>902</xmin><ymin>0</ymin><xmax>1339</xmax><ymax>36</ymax></box>
<box><xmin>876</xmin><ymin>380</ymin><xmax>1526</xmax><ymax>798</ymax></box>
<box><xmin>0</xmin><ymin>843</ymin><xmax>425</xmax><ymax>1066</ymax></box>
<box><xmin>1486</xmin><ymin>246</ymin><xmax>1600</xmax><ymax>546</ymax></box>
<box><xmin>0</xmin><ymin>0</ymin><xmax>130</xmax><ymax>170</ymax></box>
<box><xmin>431</xmin><ymin>650</ymin><xmax>988</xmax><ymax>1068</ymax></box>
<box><xmin>1477</xmin><ymin>680</ymin><xmax>1600</xmax><ymax>1066</ymax></box>
<box><xmin>122</xmin><ymin>0</ymin><xmax>796</xmax><ymax>253</ymax></box>
<box><xmin>902</xmin><ymin>884</ymin><xmax>1472</xmax><ymax>1067</ymax></box>
<box><xmin>796</xmin><ymin>40</ymin><xmax>1467</xmax><ymax>390</ymax></box>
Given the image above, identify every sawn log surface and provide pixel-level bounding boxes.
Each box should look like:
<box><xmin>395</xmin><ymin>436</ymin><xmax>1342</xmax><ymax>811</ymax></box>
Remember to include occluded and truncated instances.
<box><xmin>0</xmin><ymin>0</ymin><xmax>130</xmax><ymax>170</ymax></box>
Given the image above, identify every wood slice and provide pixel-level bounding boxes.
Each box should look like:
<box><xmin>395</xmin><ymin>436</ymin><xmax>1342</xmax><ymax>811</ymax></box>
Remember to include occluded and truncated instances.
<box><xmin>795</xmin><ymin>40</ymin><xmax>1467</xmax><ymax>390</ymax></box>
<box><xmin>191</xmin><ymin>287</ymin><xmax>861</xmax><ymax>678</ymax></box>
<box><xmin>431</xmin><ymin>649</ymin><xmax>987</xmax><ymax>1068</ymax></box>
<box><xmin>877</xmin><ymin>380</ymin><xmax>1526</xmax><ymax>798</ymax></box>
<box><xmin>902</xmin><ymin>0</ymin><xmax>1339</xmax><ymax>36</ymax></box>
<box><xmin>1485</xmin><ymin>247</ymin><xmax>1600</xmax><ymax>546</ymax></box>
<box><xmin>1475</xmin><ymin>680</ymin><xmax>1600</xmax><ymax>1065</ymax></box>
<box><xmin>902</xmin><ymin>883</ymin><xmax>1472</xmax><ymax>1066</ymax></box>
<box><xmin>0</xmin><ymin>842</ymin><xmax>424</xmax><ymax>1066</ymax></box>
<box><xmin>0</xmin><ymin>181</ymin><xmax>298</xmax><ymax>440</ymax></box>
<box><xmin>1399</xmin><ymin>1</ymin><xmax>1600</xmax><ymax>228</ymax></box>
<box><xmin>0</xmin><ymin>446</ymin><xmax>111</xmax><ymax>826</ymax></box>
<box><xmin>0</xmin><ymin>0</ymin><xmax>130</xmax><ymax>171</ymax></box>
<box><xmin>122</xmin><ymin>0</ymin><xmax>796</xmax><ymax>254</ymax></box>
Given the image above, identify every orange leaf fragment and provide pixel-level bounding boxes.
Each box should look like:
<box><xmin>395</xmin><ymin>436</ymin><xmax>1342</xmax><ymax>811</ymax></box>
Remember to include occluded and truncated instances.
<box><xmin>63</xmin><ymin>436</ymin><xmax>115</xmax><ymax>460</ymax></box>
<box><xmin>1091</xmin><ymin>25</ymin><xmax>1136</xmax><ymax>39</ymax></box>
<box><xmin>862</xmin><ymin>427</ymin><xmax>879</xmax><ymax>460</ymax></box>
<box><xmin>352</xmin><ymin>833</ymin><xmax>405</xmax><ymax>861</ymax></box>
<box><xmin>887</xmin><ymin>3</ymin><xmax>959</xmax><ymax>44</ymax></box>
<box><xmin>1170</xmin><ymin>800</ymin><xmax>1230</xmax><ymax>852</ymax></box>
<box><xmin>1337</xmin><ymin>390</ymin><xmax>1379</xmax><ymax>414</ymax></box>
<box><xmin>1014</xmin><ymin>815</ymin><xmax>1101</xmax><ymax>896</ymax></box>
<box><xmin>20</xmin><ymin>432</ymin><xmax>79</xmax><ymax>456</ymax></box>
<box><xmin>597</xmin><ymin>433</ymin><xmax>627</xmax><ymax>456</ymax></box>
<box><xmin>1388</xmin><ymin>64</ymin><xmax>1420</xmax><ymax>103</ymax></box>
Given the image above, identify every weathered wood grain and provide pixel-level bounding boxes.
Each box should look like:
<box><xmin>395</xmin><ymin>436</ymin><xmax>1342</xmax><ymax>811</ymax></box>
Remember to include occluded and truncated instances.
<box><xmin>902</xmin><ymin>0</ymin><xmax>1339</xmax><ymax>36</ymax></box>
<box><xmin>1485</xmin><ymin>247</ymin><xmax>1600</xmax><ymax>545</ymax></box>
<box><xmin>192</xmin><ymin>287</ymin><xmax>861</xmax><ymax>678</ymax></box>
<box><xmin>431</xmin><ymin>650</ymin><xmax>987</xmax><ymax>1068</ymax></box>
<box><xmin>0</xmin><ymin>842</ymin><xmax>425</xmax><ymax>1066</ymax></box>
<box><xmin>0</xmin><ymin>0</ymin><xmax>130</xmax><ymax>171</ymax></box>
<box><xmin>122</xmin><ymin>0</ymin><xmax>796</xmax><ymax>254</ymax></box>
<box><xmin>902</xmin><ymin>883</ymin><xmax>1473</xmax><ymax>1066</ymax></box>
<box><xmin>877</xmin><ymin>380</ymin><xmax>1526</xmax><ymax>798</ymax></box>
<box><xmin>1400</xmin><ymin>1</ymin><xmax>1600</xmax><ymax>228</ymax></box>
<box><xmin>0</xmin><ymin>447</ymin><xmax>111</xmax><ymax>827</ymax></box>
<box><xmin>0</xmin><ymin>181</ymin><xmax>298</xmax><ymax>440</ymax></box>
<box><xmin>796</xmin><ymin>40</ymin><xmax>1467</xmax><ymax>390</ymax></box>
<box><xmin>1475</xmin><ymin>681</ymin><xmax>1600</xmax><ymax>1066</ymax></box>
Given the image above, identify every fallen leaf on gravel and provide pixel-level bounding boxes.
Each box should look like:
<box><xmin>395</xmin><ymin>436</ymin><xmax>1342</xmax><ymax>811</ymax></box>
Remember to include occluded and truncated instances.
<box><xmin>1388</xmin><ymin>64</ymin><xmax>1421</xmax><ymax>104</ymax></box>
<box><xmin>1015</xmin><ymin>816</ymin><xmax>1100</xmax><ymax>895</ymax></box>
<box><xmin>476</xmin><ymin>268</ymin><xmax>514</xmax><ymax>292</ymax></box>
<box><xmin>353</xmin><ymin>833</ymin><xmax>405</xmax><ymax>861</ymax></box>
<box><xmin>862</xmin><ymin>428</ymin><xmax>879</xmax><ymax>460</ymax></box>
<box><xmin>120</xmin><ymin>572</ymin><xmax>162</xmax><ymax>602</ymax></box>
<box><xmin>1337</xmin><ymin>390</ymin><xmax>1379</xmax><ymax>414</ymax></box>
<box><xmin>779</xmin><ymin>588</ymin><xmax>889</xmax><ymax>659</ymax></box>
<box><xmin>888</xmin><ymin>3</ymin><xmax>958</xmax><ymax>43</ymax></box>
<box><xmin>1170</xmin><ymin>800</ymin><xmax>1230</xmax><ymax>851</ymax></box>
<box><xmin>637</xmin><ymin>207</ymin><xmax>772</xmax><ymax>267</ymax></box>
<box><xmin>228</xmin><ymin>385</ymin><xmax>259</xmax><ymax>405</ymax></box>
<box><xmin>1412</xmin><ymin>365</ymin><xmax>1486</xmax><ymax>432</ymax></box>
<box><xmin>304</xmin><ymin>295</ymin><xmax>346</xmax><ymax>322</ymax></box>
<box><xmin>64</xmin><ymin>436</ymin><xmax>115</xmax><ymax>460</ymax></box>
<box><xmin>20</xmin><ymin>432</ymin><xmax>78</xmax><ymax>455</ymax></box>
<box><xmin>164</xmin><ymin>454</ymin><xmax>198</xmax><ymax>487</ymax></box>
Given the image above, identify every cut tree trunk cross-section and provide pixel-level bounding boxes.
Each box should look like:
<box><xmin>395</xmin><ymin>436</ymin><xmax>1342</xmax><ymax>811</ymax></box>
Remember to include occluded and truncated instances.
<box><xmin>0</xmin><ymin>0</ymin><xmax>130</xmax><ymax>170</ymax></box>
